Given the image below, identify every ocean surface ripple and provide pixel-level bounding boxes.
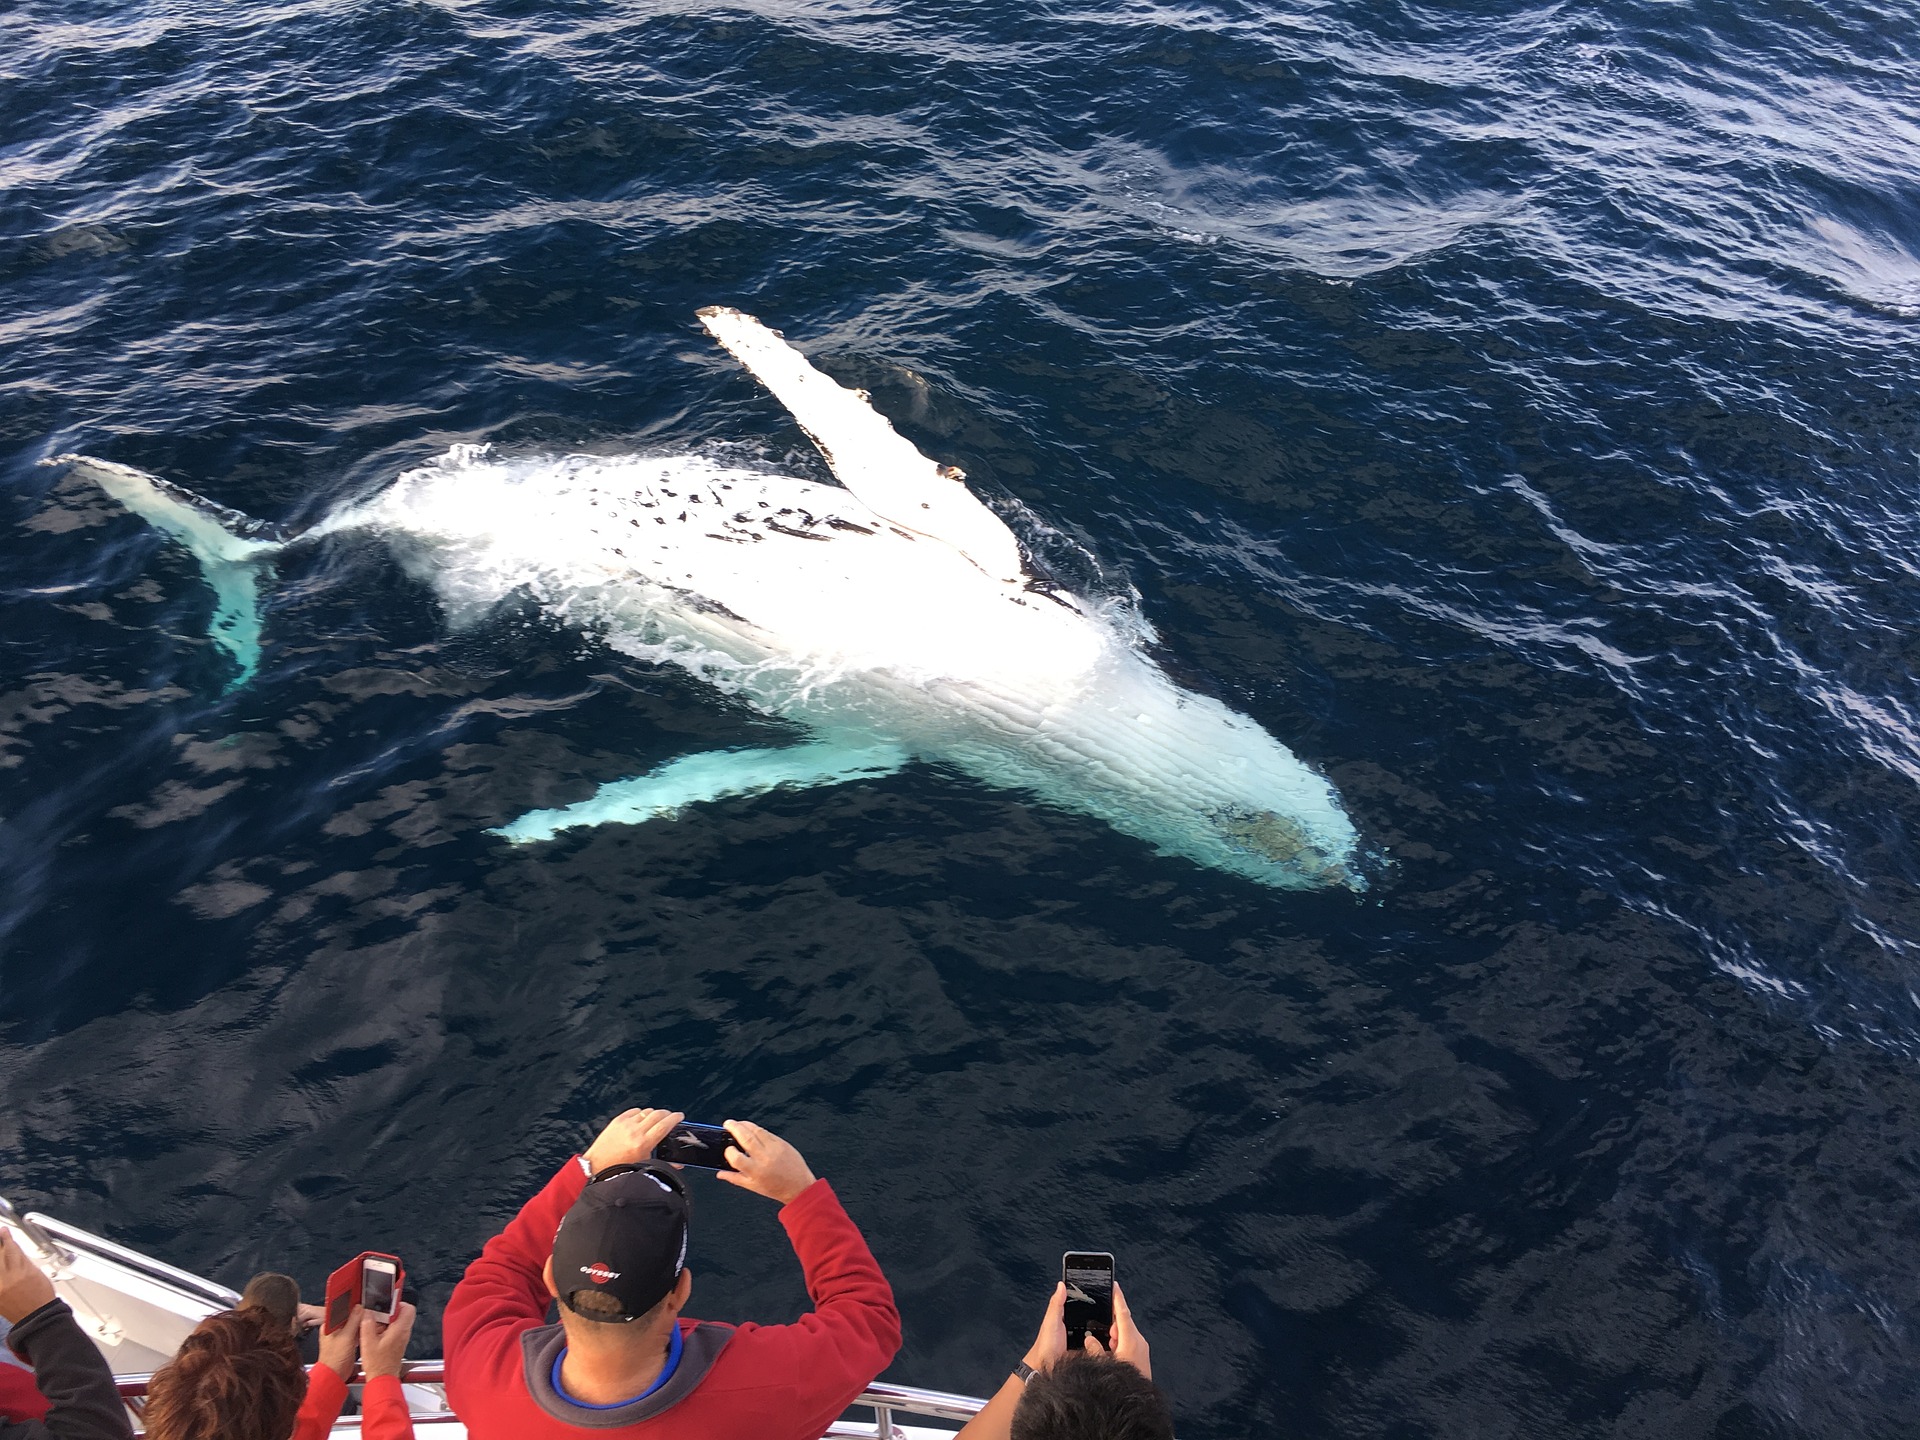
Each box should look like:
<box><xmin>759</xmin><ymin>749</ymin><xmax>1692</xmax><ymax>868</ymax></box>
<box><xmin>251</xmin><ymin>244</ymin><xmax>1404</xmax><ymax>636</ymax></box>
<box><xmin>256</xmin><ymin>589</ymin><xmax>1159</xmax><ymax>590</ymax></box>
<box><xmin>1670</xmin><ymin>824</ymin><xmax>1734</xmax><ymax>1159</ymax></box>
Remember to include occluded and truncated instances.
<box><xmin>3</xmin><ymin>1</ymin><xmax>1919</xmax><ymax>1435</ymax></box>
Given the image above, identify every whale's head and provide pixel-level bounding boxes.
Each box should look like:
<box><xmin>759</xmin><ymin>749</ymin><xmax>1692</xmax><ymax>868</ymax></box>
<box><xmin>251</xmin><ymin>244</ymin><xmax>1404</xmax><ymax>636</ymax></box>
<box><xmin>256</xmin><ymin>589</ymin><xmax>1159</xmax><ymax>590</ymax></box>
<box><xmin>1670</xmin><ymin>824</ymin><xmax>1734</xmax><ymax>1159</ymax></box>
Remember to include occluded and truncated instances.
<box><xmin>1209</xmin><ymin>803</ymin><xmax>1358</xmax><ymax>890</ymax></box>
<box><xmin>934</xmin><ymin>649</ymin><xmax>1363</xmax><ymax>891</ymax></box>
<box><xmin>1080</xmin><ymin>652</ymin><xmax>1361</xmax><ymax>890</ymax></box>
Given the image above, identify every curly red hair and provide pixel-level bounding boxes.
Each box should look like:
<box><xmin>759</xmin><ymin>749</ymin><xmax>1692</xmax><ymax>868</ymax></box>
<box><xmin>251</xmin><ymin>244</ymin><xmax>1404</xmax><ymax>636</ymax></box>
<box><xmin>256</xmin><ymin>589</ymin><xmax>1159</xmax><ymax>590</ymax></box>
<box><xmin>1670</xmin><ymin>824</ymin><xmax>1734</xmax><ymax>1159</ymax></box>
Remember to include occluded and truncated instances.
<box><xmin>142</xmin><ymin>1305</ymin><xmax>307</xmax><ymax>1440</ymax></box>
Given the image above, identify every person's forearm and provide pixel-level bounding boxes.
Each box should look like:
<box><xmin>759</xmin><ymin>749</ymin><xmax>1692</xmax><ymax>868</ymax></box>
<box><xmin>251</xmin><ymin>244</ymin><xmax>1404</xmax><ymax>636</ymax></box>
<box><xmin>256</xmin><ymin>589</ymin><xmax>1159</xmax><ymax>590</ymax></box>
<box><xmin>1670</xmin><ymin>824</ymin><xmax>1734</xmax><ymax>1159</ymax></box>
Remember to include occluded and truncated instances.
<box><xmin>10</xmin><ymin>1302</ymin><xmax>133</xmax><ymax>1440</ymax></box>
<box><xmin>955</xmin><ymin>1373</ymin><xmax>1024</xmax><ymax>1440</ymax></box>
<box><xmin>361</xmin><ymin>1374</ymin><xmax>415</xmax><ymax>1440</ymax></box>
<box><xmin>445</xmin><ymin>1157</ymin><xmax>588</xmax><ymax>1349</ymax></box>
<box><xmin>290</xmin><ymin>1366</ymin><xmax>349</xmax><ymax>1440</ymax></box>
<box><xmin>780</xmin><ymin>1181</ymin><xmax>901</xmax><ymax>1359</ymax></box>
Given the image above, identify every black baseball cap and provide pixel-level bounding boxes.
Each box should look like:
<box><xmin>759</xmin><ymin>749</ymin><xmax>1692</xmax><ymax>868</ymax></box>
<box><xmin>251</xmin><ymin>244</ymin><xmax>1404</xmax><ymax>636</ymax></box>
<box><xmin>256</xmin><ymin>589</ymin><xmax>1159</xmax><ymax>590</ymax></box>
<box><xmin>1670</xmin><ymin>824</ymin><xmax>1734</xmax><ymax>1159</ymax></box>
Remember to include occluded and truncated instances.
<box><xmin>550</xmin><ymin>1163</ymin><xmax>691</xmax><ymax>1322</ymax></box>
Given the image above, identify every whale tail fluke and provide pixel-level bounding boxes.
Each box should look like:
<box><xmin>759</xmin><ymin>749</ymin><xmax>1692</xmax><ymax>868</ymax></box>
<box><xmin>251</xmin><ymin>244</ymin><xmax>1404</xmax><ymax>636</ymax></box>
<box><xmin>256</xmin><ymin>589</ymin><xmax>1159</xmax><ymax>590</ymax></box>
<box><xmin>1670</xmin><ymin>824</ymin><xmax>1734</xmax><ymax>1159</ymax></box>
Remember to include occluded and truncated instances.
<box><xmin>46</xmin><ymin>454</ymin><xmax>291</xmax><ymax>689</ymax></box>
<box><xmin>489</xmin><ymin>738</ymin><xmax>912</xmax><ymax>843</ymax></box>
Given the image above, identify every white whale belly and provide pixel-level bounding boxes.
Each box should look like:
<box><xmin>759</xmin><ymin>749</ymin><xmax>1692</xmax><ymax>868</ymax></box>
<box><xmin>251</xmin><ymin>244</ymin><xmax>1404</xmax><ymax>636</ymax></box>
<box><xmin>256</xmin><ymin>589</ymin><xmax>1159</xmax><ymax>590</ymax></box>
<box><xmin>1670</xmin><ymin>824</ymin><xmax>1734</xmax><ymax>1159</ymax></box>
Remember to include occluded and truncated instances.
<box><xmin>336</xmin><ymin>447</ymin><xmax>1107</xmax><ymax>697</ymax></box>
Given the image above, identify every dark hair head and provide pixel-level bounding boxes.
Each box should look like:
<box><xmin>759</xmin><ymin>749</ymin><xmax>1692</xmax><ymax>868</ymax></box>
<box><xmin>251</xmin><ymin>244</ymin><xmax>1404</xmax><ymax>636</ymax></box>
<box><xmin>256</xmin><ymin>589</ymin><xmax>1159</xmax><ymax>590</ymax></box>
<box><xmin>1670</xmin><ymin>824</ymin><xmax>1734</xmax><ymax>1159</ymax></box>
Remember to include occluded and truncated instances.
<box><xmin>561</xmin><ymin>1282</ymin><xmax>675</xmax><ymax>1341</ymax></box>
<box><xmin>565</xmin><ymin>1286</ymin><xmax>628</xmax><ymax>1319</ymax></box>
<box><xmin>1011</xmin><ymin>1352</ymin><xmax>1174</xmax><ymax>1440</ymax></box>
<box><xmin>143</xmin><ymin>1306</ymin><xmax>307</xmax><ymax>1440</ymax></box>
<box><xmin>237</xmin><ymin>1273</ymin><xmax>300</xmax><ymax>1333</ymax></box>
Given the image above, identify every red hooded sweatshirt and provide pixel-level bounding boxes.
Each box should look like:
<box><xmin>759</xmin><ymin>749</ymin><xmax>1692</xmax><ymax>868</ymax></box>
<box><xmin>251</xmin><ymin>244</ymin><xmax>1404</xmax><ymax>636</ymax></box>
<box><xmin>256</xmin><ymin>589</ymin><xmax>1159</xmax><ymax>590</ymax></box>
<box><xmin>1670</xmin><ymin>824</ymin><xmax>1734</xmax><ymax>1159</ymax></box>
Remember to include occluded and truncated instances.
<box><xmin>443</xmin><ymin>1157</ymin><xmax>900</xmax><ymax>1438</ymax></box>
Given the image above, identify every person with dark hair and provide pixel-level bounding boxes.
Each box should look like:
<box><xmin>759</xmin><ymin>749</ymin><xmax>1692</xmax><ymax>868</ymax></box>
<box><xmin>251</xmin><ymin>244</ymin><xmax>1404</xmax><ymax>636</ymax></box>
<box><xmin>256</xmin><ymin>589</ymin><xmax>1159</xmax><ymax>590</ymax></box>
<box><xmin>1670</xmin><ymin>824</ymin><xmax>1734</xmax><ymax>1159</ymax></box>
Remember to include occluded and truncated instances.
<box><xmin>444</xmin><ymin>1106</ymin><xmax>900</xmax><ymax>1439</ymax></box>
<box><xmin>235</xmin><ymin>1276</ymin><xmax>304</xmax><ymax>1337</ymax></box>
<box><xmin>955</xmin><ymin>1279</ymin><xmax>1173</xmax><ymax>1440</ymax></box>
<box><xmin>0</xmin><ymin>1228</ymin><xmax>132</xmax><ymax>1440</ymax></box>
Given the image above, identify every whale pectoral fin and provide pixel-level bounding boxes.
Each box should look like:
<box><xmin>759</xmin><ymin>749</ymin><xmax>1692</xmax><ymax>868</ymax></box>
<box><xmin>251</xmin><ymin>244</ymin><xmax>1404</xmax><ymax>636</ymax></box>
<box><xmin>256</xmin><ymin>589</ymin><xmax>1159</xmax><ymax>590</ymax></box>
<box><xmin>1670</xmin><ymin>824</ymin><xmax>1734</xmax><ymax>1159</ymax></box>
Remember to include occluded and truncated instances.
<box><xmin>488</xmin><ymin>739</ymin><xmax>911</xmax><ymax>843</ymax></box>
<box><xmin>696</xmin><ymin>306</ymin><xmax>1027</xmax><ymax>586</ymax></box>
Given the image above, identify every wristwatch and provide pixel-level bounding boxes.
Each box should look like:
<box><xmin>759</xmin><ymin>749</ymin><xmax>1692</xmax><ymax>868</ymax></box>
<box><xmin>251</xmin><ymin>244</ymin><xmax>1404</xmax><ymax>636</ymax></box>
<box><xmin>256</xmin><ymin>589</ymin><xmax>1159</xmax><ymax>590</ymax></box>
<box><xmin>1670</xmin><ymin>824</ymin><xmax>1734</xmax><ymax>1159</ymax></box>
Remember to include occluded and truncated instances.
<box><xmin>1013</xmin><ymin>1361</ymin><xmax>1037</xmax><ymax>1384</ymax></box>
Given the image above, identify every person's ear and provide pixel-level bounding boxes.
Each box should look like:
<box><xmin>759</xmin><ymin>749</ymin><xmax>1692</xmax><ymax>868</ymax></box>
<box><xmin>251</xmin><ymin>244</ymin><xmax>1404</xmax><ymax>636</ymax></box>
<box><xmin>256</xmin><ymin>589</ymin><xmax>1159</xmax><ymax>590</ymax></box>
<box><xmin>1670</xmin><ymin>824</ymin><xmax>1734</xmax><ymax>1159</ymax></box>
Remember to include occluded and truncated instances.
<box><xmin>668</xmin><ymin>1268</ymin><xmax>693</xmax><ymax>1312</ymax></box>
<box><xmin>542</xmin><ymin>1255</ymin><xmax>559</xmax><ymax>1300</ymax></box>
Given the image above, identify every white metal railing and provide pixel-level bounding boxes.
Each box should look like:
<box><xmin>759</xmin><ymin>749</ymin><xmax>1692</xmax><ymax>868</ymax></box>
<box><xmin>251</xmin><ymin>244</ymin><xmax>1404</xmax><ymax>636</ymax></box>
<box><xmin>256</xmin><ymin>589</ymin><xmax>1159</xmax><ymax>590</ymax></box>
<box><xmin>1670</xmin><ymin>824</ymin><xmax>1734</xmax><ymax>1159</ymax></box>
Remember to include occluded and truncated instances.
<box><xmin>832</xmin><ymin>1379</ymin><xmax>982</xmax><ymax>1435</ymax></box>
<box><xmin>0</xmin><ymin>1198</ymin><xmax>71</xmax><ymax>1267</ymax></box>
<box><xmin>7</xmin><ymin>1204</ymin><xmax>240</xmax><ymax>1313</ymax></box>
<box><xmin>112</xmin><ymin>1362</ymin><xmax>983</xmax><ymax>1435</ymax></box>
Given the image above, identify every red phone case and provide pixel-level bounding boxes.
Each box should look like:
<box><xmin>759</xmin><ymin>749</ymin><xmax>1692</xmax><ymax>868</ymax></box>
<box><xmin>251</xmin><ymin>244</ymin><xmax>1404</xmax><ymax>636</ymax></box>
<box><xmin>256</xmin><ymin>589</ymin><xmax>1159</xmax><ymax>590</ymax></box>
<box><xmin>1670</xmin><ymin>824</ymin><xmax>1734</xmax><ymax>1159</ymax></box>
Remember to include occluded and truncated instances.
<box><xmin>322</xmin><ymin>1256</ymin><xmax>362</xmax><ymax>1335</ymax></box>
<box><xmin>322</xmin><ymin>1251</ymin><xmax>405</xmax><ymax>1333</ymax></box>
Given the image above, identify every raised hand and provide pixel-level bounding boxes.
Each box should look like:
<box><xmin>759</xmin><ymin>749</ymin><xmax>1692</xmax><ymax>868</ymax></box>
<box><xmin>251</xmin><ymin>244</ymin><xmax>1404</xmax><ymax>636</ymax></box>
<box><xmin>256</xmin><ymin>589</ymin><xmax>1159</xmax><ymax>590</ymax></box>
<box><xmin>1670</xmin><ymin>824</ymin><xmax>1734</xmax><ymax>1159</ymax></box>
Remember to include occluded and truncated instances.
<box><xmin>1082</xmin><ymin>1282</ymin><xmax>1150</xmax><ymax>1379</ymax></box>
<box><xmin>584</xmin><ymin>1108</ymin><xmax>687</xmax><ymax>1176</ymax></box>
<box><xmin>360</xmin><ymin>1302</ymin><xmax>417</xmax><ymax>1380</ymax></box>
<box><xmin>318</xmin><ymin>1302</ymin><xmax>363</xmax><ymax>1382</ymax></box>
<box><xmin>715</xmin><ymin>1119</ymin><xmax>818</xmax><ymax>1204</ymax></box>
<box><xmin>0</xmin><ymin>1229</ymin><xmax>56</xmax><ymax>1325</ymax></box>
<box><xmin>1021</xmin><ymin>1282</ymin><xmax>1070</xmax><ymax>1374</ymax></box>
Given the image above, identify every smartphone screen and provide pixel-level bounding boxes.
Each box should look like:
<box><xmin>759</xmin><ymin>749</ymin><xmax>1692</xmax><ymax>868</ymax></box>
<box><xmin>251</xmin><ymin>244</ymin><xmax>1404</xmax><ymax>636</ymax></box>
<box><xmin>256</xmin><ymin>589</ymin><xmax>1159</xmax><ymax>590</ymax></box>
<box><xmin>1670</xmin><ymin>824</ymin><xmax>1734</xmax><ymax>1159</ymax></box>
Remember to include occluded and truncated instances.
<box><xmin>361</xmin><ymin>1260</ymin><xmax>397</xmax><ymax>1319</ymax></box>
<box><xmin>1062</xmin><ymin>1251</ymin><xmax>1115</xmax><ymax>1351</ymax></box>
<box><xmin>654</xmin><ymin>1121</ymin><xmax>738</xmax><ymax>1171</ymax></box>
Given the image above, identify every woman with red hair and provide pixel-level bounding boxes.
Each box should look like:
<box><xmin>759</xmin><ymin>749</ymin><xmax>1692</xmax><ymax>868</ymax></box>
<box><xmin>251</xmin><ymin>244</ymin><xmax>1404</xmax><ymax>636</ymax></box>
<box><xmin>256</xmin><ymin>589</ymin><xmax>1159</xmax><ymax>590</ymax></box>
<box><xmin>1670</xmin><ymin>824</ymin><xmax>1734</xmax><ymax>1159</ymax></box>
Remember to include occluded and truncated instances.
<box><xmin>141</xmin><ymin>1307</ymin><xmax>305</xmax><ymax>1440</ymax></box>
<box><xmin>141</xmin><ymin>1286</ymin><xmax>416</xmax><ymax>1440</ymax></box>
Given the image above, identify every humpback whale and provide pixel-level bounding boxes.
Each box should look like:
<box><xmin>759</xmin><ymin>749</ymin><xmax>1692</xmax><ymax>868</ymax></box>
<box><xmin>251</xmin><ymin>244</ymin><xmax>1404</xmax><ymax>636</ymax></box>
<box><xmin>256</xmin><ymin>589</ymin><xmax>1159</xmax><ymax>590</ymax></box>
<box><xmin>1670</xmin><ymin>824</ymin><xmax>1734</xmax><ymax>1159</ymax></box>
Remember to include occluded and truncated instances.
<box><xmin>53</xmin><ymin>308</ymin><xmax>1360</xmax><ymax>890</ymax></box>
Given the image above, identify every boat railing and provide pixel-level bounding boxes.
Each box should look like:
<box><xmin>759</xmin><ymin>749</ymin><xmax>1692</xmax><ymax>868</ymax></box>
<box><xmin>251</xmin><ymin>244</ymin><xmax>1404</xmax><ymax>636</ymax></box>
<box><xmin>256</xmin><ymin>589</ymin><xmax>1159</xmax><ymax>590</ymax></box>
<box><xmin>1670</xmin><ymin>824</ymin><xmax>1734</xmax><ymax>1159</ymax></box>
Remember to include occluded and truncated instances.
<box><xmin>0</xmin><ymin>1197</ymin><xmax>73</xmax><ymax>1268</ymax></box>
<box><xmin>4</xmin><ymin>1199</ymin><xmax>241</xmax><ymax>1313</ymax></box>
<box><xmin>112</xmin><ymin>1362</ymin><xmax>984</xmax><ymax>1435</ymax></box>
<box><xmin>16</xmin><ymin>1196</ymin><xmax>987</xmax><ymax>1434</ymax></box>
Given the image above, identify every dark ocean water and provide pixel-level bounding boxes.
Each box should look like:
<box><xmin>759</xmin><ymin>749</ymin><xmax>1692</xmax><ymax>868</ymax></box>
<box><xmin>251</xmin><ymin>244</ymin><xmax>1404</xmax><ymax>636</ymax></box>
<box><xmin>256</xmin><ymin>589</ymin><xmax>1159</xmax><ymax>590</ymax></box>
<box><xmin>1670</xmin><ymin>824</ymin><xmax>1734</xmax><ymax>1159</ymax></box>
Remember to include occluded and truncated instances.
<box><xmin>4</xmin><ymin>1</ymin><xmax>1920</xmax><ymax>1435</ymax></box>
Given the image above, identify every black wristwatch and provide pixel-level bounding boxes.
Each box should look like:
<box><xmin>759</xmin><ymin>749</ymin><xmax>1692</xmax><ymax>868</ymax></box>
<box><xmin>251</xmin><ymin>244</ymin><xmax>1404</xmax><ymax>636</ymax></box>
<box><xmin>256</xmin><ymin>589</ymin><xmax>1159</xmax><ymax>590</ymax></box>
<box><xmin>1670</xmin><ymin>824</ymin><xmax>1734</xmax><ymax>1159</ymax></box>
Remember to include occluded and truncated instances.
<box><xmin>1014</xmin><ymin>1361</ymin><xmax>1038</xmax><ymax>1384</ymax></box>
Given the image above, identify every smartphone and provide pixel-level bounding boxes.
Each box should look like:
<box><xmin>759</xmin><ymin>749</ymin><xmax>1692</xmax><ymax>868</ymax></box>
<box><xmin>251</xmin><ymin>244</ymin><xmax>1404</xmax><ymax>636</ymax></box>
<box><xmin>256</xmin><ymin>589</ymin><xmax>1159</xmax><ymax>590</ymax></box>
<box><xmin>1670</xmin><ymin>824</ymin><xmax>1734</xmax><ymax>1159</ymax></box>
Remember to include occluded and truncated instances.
<box><xmin>323</xmin><ymin>1252</ymin><xmax>405</xmax><ymax>1333</ymax></box>
<box><xmin>360</xmin><ymin>1254</ymin><xmax>400</xmax><ymax>1323</ymax></box>
<box><xmin>653</xmin><ymin>1121</ymin><xmax>738</xmax><ymax>1172</ymax></box>
<box><xmin>1062</xmin><ymin>1251</ymin><xmax>1115</xmax><ymax>1351</ymax></box>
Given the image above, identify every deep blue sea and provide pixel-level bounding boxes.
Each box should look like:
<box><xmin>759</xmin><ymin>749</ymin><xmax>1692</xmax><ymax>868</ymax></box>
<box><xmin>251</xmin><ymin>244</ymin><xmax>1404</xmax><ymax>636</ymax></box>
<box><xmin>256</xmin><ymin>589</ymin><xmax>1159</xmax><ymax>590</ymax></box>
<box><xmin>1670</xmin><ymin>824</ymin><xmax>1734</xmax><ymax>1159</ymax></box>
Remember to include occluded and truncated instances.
<box><xmin>4</xmin><ymin>1</ymin><xmax>1920</xmax><ymax>1435</ymax></box>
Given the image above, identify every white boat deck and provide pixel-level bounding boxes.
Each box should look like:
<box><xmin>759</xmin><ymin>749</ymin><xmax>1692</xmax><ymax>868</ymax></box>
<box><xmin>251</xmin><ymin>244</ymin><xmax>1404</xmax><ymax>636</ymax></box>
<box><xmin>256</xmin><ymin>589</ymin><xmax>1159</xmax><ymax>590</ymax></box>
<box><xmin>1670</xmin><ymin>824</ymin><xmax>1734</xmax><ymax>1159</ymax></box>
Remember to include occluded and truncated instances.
<box><xmin>2</xmin><ymin>1197</ymin><xmax>979</xmax><ymax>1438</ymax></box>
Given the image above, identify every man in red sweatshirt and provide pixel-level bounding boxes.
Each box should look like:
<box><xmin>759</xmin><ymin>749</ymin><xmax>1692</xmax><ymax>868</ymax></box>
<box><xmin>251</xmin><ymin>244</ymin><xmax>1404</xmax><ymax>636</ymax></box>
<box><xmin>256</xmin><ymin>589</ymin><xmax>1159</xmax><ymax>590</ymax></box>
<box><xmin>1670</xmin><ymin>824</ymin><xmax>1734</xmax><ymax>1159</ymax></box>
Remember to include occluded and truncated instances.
<box><xmin>444</xmin><ymin>1106</ymin><xmax>900</xmax><ymax>1438</ymax></box>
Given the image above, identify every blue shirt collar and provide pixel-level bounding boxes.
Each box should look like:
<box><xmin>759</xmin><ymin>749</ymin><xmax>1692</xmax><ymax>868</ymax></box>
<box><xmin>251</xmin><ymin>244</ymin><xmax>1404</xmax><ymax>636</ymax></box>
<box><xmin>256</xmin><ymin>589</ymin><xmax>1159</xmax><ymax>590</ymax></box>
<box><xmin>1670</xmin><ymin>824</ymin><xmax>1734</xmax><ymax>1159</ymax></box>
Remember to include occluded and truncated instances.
<box><xmin>552</xmin><ymin>1320</ymin><xmax>684</xmax><ymax>1410</ymax></box>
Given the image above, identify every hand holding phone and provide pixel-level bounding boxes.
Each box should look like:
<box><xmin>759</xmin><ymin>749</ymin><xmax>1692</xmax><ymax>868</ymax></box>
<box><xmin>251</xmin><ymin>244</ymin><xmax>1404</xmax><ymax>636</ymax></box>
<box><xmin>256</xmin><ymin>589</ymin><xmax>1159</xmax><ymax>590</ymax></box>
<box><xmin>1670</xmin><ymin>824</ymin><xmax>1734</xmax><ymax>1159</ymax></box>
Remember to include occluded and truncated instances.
<box><xmin>317</xmin><ymin>1302</ymin><xmax>362</xmax><ymax>1382</ymax></box>
<box><xmin>1062</xmin><ymin>1251</ymin><xmax>1115</xmax><ymax>1352</ymax></box>
<box><xmin>1084</xmin><ymin>1281</ymin><xmax>1151</xmax><ymax>1378</ymax></box>
<box><xmin>1020</xmin><ymin>1281</ymin><xmax>1071</xmax><ymax>1374</ymax></box>
<box><xmin>0</xmin><ymin>1228</ymin><xmax>57</xmax><ymax>1326</ymax></box>
<box><xmin>652</xmin><ymin>1121</ymin><xmax>738</xmax><ymax>1172</ymax></box>
<box><xmin>713</xmin><ymin>1120</ymin><xmax>818</xmax><ymax>1204</ymax></box>
<box><xmin>585</xmin><ymin>1108</ymin><xmax>686</xmax><ymax>1175</ymax></box>
<box><xmin>323</xmin><ymin>1252</ymin><xmax>404</xmax><ymax>1334</ymax></box>
<box><xmin>360</xmin><ymin>1301</ymin><xmax>417</xmax><ymax>1380</ymax></box>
